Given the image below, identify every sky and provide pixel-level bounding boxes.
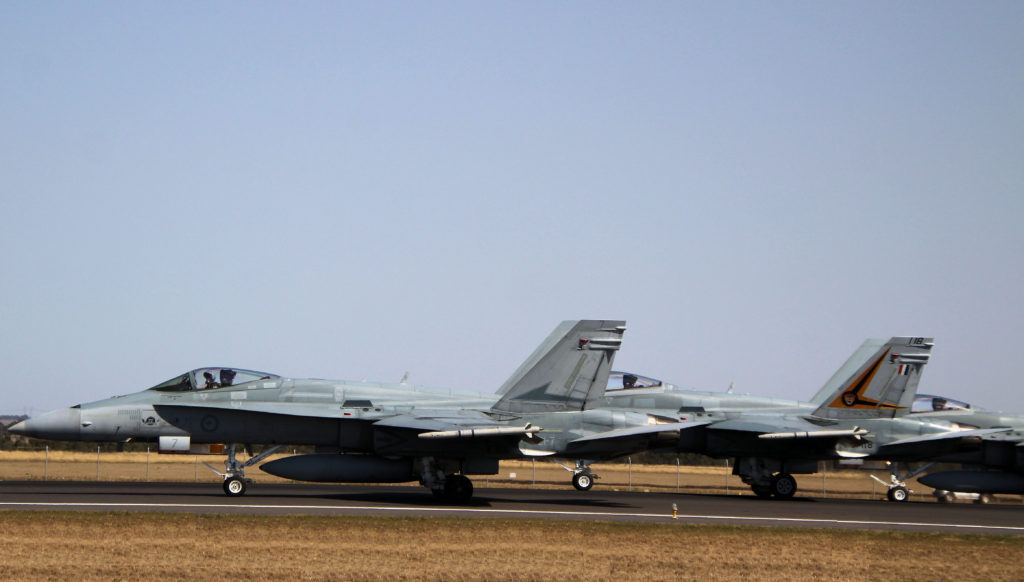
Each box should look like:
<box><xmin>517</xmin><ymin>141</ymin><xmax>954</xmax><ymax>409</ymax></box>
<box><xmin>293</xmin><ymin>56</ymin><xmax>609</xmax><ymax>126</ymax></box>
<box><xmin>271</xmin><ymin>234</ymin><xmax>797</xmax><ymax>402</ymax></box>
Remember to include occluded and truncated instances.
<box><xmin>2</xmin><ymin>2</ymin><xmax>1022</xmax><ymax>415</ymax></box>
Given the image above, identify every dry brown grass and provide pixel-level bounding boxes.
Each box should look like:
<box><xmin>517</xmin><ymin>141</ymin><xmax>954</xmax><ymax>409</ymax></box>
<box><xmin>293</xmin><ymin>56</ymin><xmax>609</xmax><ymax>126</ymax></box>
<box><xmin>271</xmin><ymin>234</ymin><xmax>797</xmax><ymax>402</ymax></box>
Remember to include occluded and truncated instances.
<box><xmin>0</xmin><ymin>511</ymin><xmax>1020</xmax><ymax>581</ymax></box>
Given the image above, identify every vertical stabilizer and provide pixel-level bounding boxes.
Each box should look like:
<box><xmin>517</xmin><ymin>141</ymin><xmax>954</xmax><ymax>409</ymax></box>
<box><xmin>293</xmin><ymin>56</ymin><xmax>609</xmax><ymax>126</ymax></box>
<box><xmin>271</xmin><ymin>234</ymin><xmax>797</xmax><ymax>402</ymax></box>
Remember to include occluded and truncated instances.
<box><xmin>812</xmin><ymin>336</ymin><xmax>933</xmax><ymax>419</ymax></box>
<box><xmin>492</xmin><ymin>320</ymin><xmax>626</xmax><ymax>413</ymax></box>
<box><xmin>808</xmin><ymin>338</ymin><xmax>887</xmax><ymax>405</ymax></box>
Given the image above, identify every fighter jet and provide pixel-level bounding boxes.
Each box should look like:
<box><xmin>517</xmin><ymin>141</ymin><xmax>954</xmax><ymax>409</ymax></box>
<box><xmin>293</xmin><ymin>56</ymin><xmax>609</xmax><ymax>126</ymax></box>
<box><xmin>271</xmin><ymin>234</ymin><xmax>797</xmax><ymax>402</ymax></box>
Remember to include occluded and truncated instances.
<box><xmin>13</xmin><ymin>320</ymin><xmax>695</xmax><ymax>502</ymax></box>
<box><xmin>595</xmin><ymin>337</ymin><xmax>1004</xmax><ymax>500</ymax></box>
<box><xmin>11</xmin><ymin>325</ymin><xmax>998</xmax><ymax>503</ymax></box>
<box><xmin>898</xmin><ymin>394</ymin><xmax>1024</xmax><ymax>500</ymax></box>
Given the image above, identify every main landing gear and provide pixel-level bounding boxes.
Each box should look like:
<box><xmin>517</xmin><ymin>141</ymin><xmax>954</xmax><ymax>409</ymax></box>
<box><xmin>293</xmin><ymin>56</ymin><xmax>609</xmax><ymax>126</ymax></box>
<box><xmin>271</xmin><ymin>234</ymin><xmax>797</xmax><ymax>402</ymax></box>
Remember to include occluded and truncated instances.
<box><xmin>419</xmin><ymin>457</ymin><xmax>475</xmax><ymax>504</ymax></box>
<box><xmin>748</xmin><ymin>472</ymin><xmax>797</xmax><ymax>499</ymax></box>
<box><xmin>203</xmin><ymin>444</ymin><xmax>282</xmax><ymax>497</ymax></box>
<box><xmin>735</xmin><ymin>457</ymin><xmax>798</xmax><ymax>499</ymax></box>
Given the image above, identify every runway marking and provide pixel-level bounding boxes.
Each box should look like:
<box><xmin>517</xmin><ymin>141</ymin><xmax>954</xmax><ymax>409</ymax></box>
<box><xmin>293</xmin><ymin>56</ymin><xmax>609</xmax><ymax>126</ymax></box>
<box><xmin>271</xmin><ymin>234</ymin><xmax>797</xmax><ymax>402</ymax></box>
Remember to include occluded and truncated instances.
<box><xmin>1</xmin><ymin>502</ymin><xmax>1022</xmax><ymax>533</ymax></box>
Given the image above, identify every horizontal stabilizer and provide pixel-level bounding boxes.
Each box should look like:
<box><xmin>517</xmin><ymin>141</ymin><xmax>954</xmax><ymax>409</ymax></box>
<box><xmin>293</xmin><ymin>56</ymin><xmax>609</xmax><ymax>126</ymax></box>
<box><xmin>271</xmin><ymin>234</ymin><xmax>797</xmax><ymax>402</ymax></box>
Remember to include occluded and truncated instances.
<box><xmin>881</xmin><ymin>427</ymin><xmax>1008</xmax><ymax>448</ymax></box>
<box><xmin>569</xmin><ymin>420</ymin><xmax>712</xmax><ymax>444</ymax></box>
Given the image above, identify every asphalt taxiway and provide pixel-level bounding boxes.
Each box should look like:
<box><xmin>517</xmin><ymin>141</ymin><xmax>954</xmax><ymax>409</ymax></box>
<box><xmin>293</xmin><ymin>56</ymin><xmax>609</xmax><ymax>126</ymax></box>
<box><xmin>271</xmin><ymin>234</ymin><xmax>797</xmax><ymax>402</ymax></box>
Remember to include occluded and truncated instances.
<box><xmin>1</xmin><ymin>481</ymin><xmax>1021</xmax><ymax>535</ymax></box>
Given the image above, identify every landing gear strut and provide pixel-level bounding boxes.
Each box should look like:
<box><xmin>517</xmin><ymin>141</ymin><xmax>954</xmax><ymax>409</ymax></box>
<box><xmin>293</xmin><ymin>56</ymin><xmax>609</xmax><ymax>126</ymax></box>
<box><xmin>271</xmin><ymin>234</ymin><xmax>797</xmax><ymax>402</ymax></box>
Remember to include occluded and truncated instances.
<box><xmin>558</xmin><ymin>460</ymin><xmax>599</xmax><ymax>491</ymax></box>
<box><xmin>870</xmin><ymin>462</ymin><xmax>933</xmax><ymax>503</ymax></box>
<box><xmin>203</xmin><ymin>444</ymin><xmax>282</xmax><ymax>497</ymax></box>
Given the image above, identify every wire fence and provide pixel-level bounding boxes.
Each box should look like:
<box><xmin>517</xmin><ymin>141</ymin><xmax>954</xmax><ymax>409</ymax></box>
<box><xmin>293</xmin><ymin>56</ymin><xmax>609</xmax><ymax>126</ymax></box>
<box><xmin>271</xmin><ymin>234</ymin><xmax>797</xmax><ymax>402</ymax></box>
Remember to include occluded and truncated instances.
<box><xmin>4</xmin><ymin>448</ymin><xmax>1006</xmax><ymax>504</ymax></box>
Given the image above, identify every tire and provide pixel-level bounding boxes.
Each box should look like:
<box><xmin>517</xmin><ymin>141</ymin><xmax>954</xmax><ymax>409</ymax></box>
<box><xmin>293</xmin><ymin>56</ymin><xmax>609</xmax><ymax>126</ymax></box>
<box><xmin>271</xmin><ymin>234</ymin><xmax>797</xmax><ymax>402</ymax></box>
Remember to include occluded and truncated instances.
<box><xmin>572</xmin><ymin>472</ymin><xmax>594</xmax><ymax>491</ymax></box>
<box><xmin>751</xmin><ymin>484</ymin><xmax>773</xmax><ymax>499</ymax></box>
<box><xmin>223</xmin><ymin>477</ymin><xmax>247</xmax><ymax>497</ymax></box>
<box><xmin>443</xmin><ymin>474</ymin><xmax>474</xmax><ymax>504</ymax></box>
<box><xmin>771</xmin><ymin>473</ymin><xmax>797</xmax><ymax>500</ymax></box>
<box><xmin>887</xmin><ymin>486</ymin><xmax>908</xmax><ymax>502</ymax></box>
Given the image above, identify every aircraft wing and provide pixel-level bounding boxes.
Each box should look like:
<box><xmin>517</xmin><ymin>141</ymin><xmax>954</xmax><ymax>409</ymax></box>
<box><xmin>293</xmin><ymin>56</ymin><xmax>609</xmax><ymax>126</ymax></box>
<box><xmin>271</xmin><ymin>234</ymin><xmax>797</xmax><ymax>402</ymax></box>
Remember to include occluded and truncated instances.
<box><xmin>697</xmin><ymin>418</ymin><xmax>878</xmax><ymax>459</ymax></box>
<box><xmin>882</xmin><ymin>427</ymin><xmax>1009</xmax><ymax>447</ymax></box>
<box><xmin>153</xmin><ymin>402</ymin><xmax>532</xmax><ymax>456</ymax></box>
<box><xmin>705</xmin><ymin>419</ymin><xmax>800</xmax><ymax>434</ymax></box>
<box><xmin>705</xmin><ymin>419</ymin><xmax>868</xmax><ymax>440</ymax></box>
<box><xmin>371</xmin><ymin>414</ymin><xmax>499</xmax><ymax>432</ymax></box>
<box><xmin>876</xmin><ymin>427</ymin><xmax>1010</xmax><ymax>460</ymax></box>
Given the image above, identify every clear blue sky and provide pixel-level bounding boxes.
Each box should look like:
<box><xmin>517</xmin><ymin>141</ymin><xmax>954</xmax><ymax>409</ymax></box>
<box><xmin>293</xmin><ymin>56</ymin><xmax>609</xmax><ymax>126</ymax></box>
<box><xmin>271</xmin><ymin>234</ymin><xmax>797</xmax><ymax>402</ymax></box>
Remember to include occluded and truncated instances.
<box><xmin>2</xmin><ymin>2</ymin><xmax>1022</xmax><ymax>414</ymax></box>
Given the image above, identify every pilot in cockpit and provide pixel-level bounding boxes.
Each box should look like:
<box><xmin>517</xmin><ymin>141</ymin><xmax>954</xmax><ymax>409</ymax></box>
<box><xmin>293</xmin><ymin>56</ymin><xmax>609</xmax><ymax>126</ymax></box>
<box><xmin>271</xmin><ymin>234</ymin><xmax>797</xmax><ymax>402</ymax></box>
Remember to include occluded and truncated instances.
<box><xmin>932</xmin><ymin>397</ymin><xmax>948</xmax><ymax>411</ymax></box>
<box><xmin>220</xmin><ymin>368</ymin><xmax>237</xmax><ymax>387</ymax></box>
<box><xmin>203</xmin><ymin>371</ymin><xmax>220</xmax><ymax>389</ymax></box>
<box><xmin>623</xmin><ymin>374</ymin><xmax>638</xmax><ymax>389</ymax></box>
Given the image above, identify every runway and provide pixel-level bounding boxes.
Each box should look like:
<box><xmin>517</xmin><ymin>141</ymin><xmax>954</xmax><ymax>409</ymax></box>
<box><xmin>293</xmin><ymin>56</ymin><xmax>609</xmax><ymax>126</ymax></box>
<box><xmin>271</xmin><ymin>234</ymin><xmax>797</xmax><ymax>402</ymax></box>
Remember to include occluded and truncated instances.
<box><xmin>1</xmin><ymin>481</ymin><xmax>1022</xmax><ymax>535</ymax></box>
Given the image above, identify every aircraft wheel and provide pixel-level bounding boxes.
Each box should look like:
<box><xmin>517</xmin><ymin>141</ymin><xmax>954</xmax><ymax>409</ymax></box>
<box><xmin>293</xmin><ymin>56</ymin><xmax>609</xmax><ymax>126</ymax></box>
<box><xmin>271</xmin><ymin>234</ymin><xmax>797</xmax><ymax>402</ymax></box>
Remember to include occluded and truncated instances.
<box><xmin>223</xmin><ymin>476</ymin><xmax>247</xmax><ymax>497</ymax></box>
<box><xmin>751</xmin><ymin>484</ymin><xmax>773</xmax><ymax>499</ymax></box>
<box><xmin>975</xmin><ymin>493</ymin><xmax>994</xmax><ymax>505</ymax></box>
<box><xmin>444</xmin><ymin>474</ymin><xmax>474</xmax><ymax>504</ymax></box>
<box><xmin>887</xmin><ymin>486</ymin><xmax>909</xmax><ymax>502</ymax></box>
<box><xmin>771</xmin><ymin>473</ymin><xmax>797</xmax><ymax>499</ymax></box>
<box><xmin>572</xmin><ymin>472</ymin><xmax>594</xmax><ymax>491</ymax></box>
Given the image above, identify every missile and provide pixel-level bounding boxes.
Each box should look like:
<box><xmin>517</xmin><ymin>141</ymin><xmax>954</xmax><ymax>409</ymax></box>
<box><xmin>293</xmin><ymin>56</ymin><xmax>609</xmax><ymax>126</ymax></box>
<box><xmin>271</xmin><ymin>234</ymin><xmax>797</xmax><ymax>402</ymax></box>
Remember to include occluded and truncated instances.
<box><xmin>418</xmin><ymin>423</ymin><xmax>541</xmax><ymax>440</ymax></box>
<box><xmin>758</xmin><ymin>427</ymin><xmax>869</xmax><ymax>440</ymax></box>
<box><xmin>260</xmin><ymin>454</ymin><xmax>413</xmax><ymax>483</ymax></box>
<box><xmin>918</xmin><ymin>470</ymin><xmax>1024</xmax><ymax>494</ymax></box>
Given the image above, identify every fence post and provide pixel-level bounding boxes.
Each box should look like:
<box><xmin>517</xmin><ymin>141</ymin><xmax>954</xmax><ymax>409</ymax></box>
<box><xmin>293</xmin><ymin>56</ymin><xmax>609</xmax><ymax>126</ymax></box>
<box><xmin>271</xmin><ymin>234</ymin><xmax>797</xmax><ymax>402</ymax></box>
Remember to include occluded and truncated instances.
<box><xmin>44</xmin><ymin>446</ymin><xmax>48</xmax><ymax>481</ymax></box>
<box><xmin>822</xmin><ymin>463</ymin><xmax>826</xmax><ymax>499</ymax></box>
<box><xmin>532</xmin><ymin>459</ymin><xmax>536</xmax><ymax>488</ymax></box>
<box><xmin>195</xmin><ymin>456</ymin><xmax>199</xmax><ymax>482</ymax></box>
<box><xmin>725</xmin><ymin>458</ymin><xmax>729</xmax><ymax>495</ymax></box>
<box><xmin>96</xmin><ymin>445</ymin><xmax>100</xmax><ymax>481</ymax></box>
<box><xmin>676</xmin><ymin>456</ymin><xmax>680</xmax><ymax>493</ymax></box>
<box><xmin>628</xmin><ymin>457</ymin><xmax>632</xmax><ymax>491</ymax></box>
<box><xmin>146</xmin><ymin>447</ymin><xmax>150</xmax><ymax>483</ymax></box>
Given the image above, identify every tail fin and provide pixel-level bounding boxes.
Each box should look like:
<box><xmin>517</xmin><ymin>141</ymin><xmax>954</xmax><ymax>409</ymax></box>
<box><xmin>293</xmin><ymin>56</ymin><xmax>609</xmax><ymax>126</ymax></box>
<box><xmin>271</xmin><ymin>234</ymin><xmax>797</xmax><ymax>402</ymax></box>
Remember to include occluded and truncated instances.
<box><xmin>811</xmin><ymin>336</ymin><xmax>933</xmax><ymax>419</ymax></box>
<box><xmin>808</xmin><ymin>338</ymin><xmax>888</xmax><ymax>406</ymax></box>
<box><xmin>491</xmin><ymin>320</ymin><xmax>626</xmax><ymax>413</ymax></box>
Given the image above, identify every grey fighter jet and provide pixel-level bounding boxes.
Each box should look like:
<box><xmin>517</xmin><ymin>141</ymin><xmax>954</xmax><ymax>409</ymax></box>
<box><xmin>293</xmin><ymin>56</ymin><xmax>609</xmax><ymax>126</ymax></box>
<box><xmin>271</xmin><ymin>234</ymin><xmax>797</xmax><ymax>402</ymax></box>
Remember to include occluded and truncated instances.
<box><xmin>11</xmin><ymin>325</ymin><xmax>999</xmax><ymax>503</ymax></box>
<box><xmin>902</xmin><ymin>394</ymin><xmax>1024</xmax><ymax>499</ymax></box>
<box><xmin>598</xmin><ymin>337</ymin><xmax>1004</xmax><ymax>500</ymax></box>
<box><xmin>12</xmin><ymin>320</ymin><xmax>670</xmax><ymax>502</ymax></box>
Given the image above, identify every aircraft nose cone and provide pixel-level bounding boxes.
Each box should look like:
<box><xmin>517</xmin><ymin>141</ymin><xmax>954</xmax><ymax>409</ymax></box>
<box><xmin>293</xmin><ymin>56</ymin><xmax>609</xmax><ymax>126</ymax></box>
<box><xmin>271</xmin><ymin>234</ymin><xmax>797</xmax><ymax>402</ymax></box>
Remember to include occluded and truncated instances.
<box><xmin>8</xmin><ymin>407</ymin><xmax>82</xmax><ymax>440</ymax></box>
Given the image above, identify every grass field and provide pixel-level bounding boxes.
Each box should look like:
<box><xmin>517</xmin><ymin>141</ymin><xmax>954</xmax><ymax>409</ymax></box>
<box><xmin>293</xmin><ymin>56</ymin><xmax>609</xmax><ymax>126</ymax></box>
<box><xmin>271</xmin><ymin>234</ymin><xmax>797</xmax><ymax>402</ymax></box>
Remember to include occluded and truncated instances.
<box><xmin>2</xmin><ymin>450</ymin><xmax>1019</xmax><ymax>503</ymax></box>
<box><xmin>3</xmin><ymin>451</ymin><xmax>1023</xmax><ymax>580</ymax></box>
<box><xmin>0</xmin><ymin>512</ymin><xmax>1022</xmax><ymax>581</ymax></box>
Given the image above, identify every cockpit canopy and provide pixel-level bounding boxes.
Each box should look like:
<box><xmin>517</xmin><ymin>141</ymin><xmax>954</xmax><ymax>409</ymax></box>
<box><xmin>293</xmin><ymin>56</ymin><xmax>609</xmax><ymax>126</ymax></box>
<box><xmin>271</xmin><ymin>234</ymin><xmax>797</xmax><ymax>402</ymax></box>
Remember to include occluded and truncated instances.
<box><xmin>912</xmin><ymin>394</ymin><xmax>972</xmax><ymax>413</ymax></box>
<box><xmin>607</xmin><ymin>371</ymin><xmax>664</xmax><ymax>391</ymax></box>
<box><xmin>148</xmin><ymin>368</ymin><xmax>280</xmax><ymax>392</ymax></box>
